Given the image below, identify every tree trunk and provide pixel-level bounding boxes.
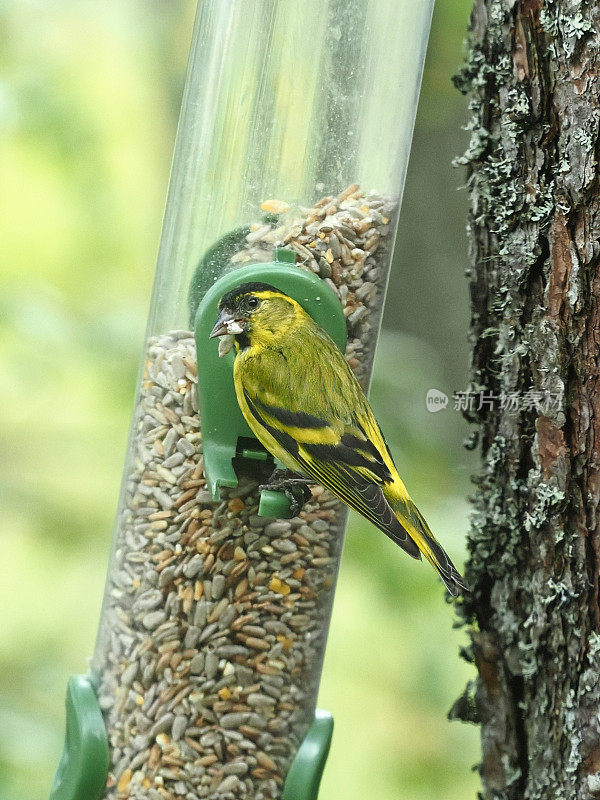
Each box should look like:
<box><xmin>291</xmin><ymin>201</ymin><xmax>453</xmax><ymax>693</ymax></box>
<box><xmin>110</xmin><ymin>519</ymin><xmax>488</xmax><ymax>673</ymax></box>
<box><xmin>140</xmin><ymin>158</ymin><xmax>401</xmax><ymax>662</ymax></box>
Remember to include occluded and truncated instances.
<box><xmin>451</xmin><ymin>1</ymin><xmax>600</xmax><ymax>798</ymax></box>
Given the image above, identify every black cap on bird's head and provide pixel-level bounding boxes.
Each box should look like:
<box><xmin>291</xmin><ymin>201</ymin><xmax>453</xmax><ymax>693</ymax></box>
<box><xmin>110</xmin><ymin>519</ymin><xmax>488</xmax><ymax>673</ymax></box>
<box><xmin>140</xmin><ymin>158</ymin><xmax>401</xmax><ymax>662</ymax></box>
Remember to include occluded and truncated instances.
<box><xmin>218</xmin><ymin>282</ymin><xmax>279</xmax><ymax>312</ymax></box>
<box><xmin>209</xmin><ymin>282</ymin><xmax>293</xmax><ymax>341</ymax></box>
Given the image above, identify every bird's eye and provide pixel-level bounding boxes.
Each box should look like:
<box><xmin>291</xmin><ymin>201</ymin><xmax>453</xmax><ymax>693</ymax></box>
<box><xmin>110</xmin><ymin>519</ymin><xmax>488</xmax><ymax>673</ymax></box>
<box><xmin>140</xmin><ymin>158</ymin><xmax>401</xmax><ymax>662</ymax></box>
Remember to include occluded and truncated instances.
<box><xmin>247</xmin><ymin>296</ymin><xmax>259</xmax><ymax>310</ymax></box>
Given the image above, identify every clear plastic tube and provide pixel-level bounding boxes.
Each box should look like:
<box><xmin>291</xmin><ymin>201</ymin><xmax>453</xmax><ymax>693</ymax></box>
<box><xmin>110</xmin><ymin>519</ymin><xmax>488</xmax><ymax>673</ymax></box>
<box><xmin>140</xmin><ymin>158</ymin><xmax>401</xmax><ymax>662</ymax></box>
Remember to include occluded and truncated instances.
<box><xmin>91</xmin><ymin>1</ymin><xmax>433</xmax><ymax>798</ymax></box>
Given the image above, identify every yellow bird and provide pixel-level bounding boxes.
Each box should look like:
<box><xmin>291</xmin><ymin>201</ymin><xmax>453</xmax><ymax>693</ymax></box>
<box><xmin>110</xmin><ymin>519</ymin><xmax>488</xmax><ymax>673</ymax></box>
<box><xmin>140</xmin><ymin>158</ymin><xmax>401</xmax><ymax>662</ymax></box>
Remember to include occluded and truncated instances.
<box><xmin>210</xmin><ymin>282</ymin><xmax>467</xmax><ymax>596</ymax></box>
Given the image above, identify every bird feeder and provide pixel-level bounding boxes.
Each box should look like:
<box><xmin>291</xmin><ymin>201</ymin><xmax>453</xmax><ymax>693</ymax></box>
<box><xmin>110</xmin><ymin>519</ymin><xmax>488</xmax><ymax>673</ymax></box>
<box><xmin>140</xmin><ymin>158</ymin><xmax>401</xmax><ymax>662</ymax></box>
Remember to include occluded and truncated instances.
<box><xmin>50</xmin><ymin>2</ymin><xmax>435</xmax><ymax>799</ymax></box>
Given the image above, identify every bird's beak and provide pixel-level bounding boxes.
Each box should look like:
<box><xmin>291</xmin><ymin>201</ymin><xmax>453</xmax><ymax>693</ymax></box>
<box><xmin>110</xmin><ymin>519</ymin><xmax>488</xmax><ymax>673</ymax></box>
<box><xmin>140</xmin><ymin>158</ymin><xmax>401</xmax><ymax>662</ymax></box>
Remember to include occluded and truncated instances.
<box><xmin>210</xmin><ymin>309</ymin><xmax>243</xmax><ymax>338</ymax></box>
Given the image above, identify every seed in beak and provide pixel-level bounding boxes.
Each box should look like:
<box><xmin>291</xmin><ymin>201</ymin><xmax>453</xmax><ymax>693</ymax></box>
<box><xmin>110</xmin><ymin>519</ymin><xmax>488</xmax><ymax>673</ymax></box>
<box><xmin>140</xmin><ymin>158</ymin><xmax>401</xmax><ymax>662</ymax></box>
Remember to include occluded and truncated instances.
<box><xmin>210</xmin><ymin>309</ymin><xmax>235</xmax><ymax>338</ymax></box>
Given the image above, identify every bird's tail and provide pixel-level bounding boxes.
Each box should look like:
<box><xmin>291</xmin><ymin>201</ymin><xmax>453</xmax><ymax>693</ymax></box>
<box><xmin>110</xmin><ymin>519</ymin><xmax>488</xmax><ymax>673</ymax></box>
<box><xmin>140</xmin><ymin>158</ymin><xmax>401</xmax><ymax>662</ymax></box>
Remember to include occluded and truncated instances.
<box><xmin>387</xmin><ymin>490</ymin><xmax>468</xmax><ymax>596</ymax></box>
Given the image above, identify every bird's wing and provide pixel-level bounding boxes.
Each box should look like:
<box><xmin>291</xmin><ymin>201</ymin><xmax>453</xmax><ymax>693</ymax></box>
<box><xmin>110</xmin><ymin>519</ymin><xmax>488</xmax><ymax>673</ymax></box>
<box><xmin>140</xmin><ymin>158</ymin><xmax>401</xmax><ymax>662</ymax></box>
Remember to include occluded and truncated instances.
<box><xmin>242</xmin><ymin>387</ymin><xmax>421</xmax><ymax>559</ymax></box>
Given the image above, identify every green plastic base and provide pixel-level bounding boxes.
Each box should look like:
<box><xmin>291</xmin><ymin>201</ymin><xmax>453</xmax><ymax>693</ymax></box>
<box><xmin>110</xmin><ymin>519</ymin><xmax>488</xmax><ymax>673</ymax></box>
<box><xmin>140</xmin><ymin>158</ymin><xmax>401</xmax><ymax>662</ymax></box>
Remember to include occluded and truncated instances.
<box><xmin>51</xmin><ymin>673</ymin><xmax>332</xmax><ymax>800</ymax></box>
<box><xmin>49</xmin><ymin>675</ymin><xmax>109</xmax><ymax>800</ymax></box>
<box><xmin>282</xmin><ymin>709</ymin><xmax>334</xmax><ymax>800</ymax></box>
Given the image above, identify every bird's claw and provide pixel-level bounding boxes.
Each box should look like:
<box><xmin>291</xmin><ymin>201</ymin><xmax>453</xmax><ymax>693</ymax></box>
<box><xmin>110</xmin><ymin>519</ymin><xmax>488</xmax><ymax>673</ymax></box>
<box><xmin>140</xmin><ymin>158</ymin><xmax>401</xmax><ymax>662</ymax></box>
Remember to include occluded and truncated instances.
<box><xmin>259</xmin><ymin>473</ymin><xmax>313</xmax><ymax>517</ymax></box>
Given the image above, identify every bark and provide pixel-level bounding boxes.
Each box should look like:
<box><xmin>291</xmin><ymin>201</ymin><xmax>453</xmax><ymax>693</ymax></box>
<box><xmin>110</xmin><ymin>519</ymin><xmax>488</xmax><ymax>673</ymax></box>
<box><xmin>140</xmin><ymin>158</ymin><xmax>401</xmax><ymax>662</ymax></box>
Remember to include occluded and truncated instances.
<box><xmin>451</xmin><ymin>1</ymin><xmax>600</xmax><ymax>798</ymax></box>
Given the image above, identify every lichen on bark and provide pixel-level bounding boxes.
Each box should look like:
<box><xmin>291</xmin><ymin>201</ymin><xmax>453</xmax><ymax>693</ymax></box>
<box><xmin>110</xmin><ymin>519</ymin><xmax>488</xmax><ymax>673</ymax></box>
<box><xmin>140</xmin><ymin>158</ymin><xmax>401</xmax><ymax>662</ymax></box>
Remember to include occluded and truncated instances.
<box><xmin>452</xmin><ymin>1</ymin><xmax>600</xmax><ymax>798</ymax></box>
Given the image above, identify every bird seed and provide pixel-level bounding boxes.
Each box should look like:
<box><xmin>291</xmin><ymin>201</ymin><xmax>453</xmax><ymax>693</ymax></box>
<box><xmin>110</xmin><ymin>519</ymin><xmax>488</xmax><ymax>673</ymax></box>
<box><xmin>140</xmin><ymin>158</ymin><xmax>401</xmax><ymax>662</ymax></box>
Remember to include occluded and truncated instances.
<box><xmin>92</xmin><ymin>185</ymin><xmax>396</xmax><ymax>799</ymax></box>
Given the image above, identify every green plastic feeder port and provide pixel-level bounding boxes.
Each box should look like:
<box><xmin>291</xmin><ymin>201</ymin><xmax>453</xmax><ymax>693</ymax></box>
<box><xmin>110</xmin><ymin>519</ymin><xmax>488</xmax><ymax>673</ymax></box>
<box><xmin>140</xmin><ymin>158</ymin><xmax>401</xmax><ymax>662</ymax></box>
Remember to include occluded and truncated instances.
<box><xmin>194</xmin><ymin>247</ymin><xmax>347</xmax><ymax>518</ymax></box>
<box><xmin>187</xmin><ymin>216</ymin><xmax>279</xmax><ymax>325</ymax></box>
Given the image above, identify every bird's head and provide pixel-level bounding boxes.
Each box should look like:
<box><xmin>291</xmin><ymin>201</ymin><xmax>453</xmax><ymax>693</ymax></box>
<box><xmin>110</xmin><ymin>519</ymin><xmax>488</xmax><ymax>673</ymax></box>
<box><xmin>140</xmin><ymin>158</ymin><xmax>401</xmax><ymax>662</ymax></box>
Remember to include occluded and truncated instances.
<box><xmin>210</xmin><ymin>282</ymin><xmax>303</xmax><ymax>349</ymax></box>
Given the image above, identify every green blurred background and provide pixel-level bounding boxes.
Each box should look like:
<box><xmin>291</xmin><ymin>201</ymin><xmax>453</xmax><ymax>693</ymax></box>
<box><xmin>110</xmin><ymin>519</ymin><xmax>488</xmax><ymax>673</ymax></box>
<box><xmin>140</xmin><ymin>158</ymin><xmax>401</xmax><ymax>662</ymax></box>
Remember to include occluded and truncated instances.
<box><xmin>0</xmin><ymin>1</ymin><xmax>480</xmax><ymax>798</ymax></box>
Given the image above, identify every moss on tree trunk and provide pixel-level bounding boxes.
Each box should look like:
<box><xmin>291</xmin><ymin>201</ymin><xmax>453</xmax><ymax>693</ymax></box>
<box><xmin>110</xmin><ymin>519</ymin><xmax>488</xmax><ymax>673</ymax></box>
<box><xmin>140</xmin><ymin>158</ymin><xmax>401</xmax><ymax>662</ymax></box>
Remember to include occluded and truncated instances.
<box><xmin>451</xmin><ymin>1</ymin><xmax>600</xmax><ymax>797</ymax></box>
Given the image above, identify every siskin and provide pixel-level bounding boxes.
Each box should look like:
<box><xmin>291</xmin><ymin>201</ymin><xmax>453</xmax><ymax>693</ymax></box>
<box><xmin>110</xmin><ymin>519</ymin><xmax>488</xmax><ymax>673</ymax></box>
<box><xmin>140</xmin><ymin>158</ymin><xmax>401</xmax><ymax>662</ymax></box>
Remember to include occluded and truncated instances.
<box><xmin>210</xmin><ymin>282</ymin><xmax>467</xmax><ymax>596</ymax></box>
